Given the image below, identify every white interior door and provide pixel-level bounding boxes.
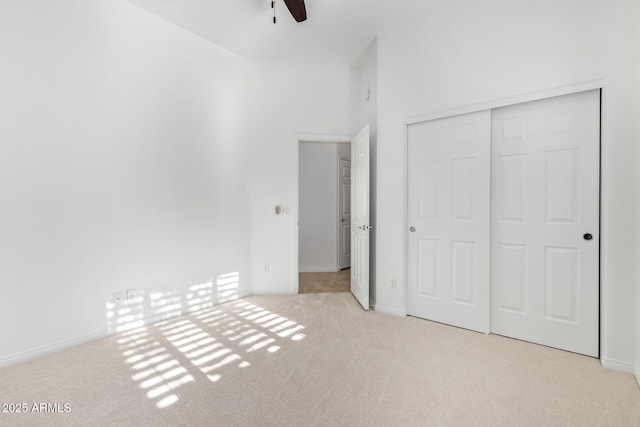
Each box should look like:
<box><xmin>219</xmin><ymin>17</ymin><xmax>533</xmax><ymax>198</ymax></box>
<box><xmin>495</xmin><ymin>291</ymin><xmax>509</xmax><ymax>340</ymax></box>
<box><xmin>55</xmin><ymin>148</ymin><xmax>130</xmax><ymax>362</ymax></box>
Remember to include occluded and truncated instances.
<box><xmin>407</xmin><ymin>111</ymin><xmax>491</xmax><ymax>333</ymax></box>
<box><xmin>351</xmin><ymin>125</ymin><xmax>370</xmax><ymax>310</ymax></box>
<box><xmin>338</xmin><ymin>157</ymin><xmax>351</xmax><ymax>270</ymax></box>
<box><xmin>491</xmin><ymin>90</ymin><xmax>600</xmax><ymax>357</ymax></box>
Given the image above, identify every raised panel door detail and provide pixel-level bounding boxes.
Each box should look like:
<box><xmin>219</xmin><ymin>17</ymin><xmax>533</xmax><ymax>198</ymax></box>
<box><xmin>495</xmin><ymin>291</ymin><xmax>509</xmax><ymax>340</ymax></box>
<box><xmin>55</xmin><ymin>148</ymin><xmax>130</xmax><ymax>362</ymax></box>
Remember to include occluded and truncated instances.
<box><xmin>547</xmin><ymin>112</ymin><xmax>574</xmax><ymax>135</ymax></box>
<box><xmin>342</xmin><ymin>225</ymin><xmax>350</xmax><ymax>256</ymax></box>
<box><xmin>409</xmin><ymin>124</ymin><xmax>441</xmax><ymax>151</ymax></box>
<box><xmin>495</xmin><ymin>244</ymin><xmax>527</xmax><ymax>314</ymax></box>
<box><xmin>355</xmin><ymin>155</ymin><xmax>367</xmax><ymax>216</ymax></box>
<box><xmin>545</xmin><ymin>247</ymin><xmax>579</xmax><ymax>323</ymax></box>
<box><xmin>451</xmin><ymin>241</ymin><xmax>476</xmax><ymax>305</ymax></box>
<box><xmin>452</xmin><ymin>158</ymin><xmax>475</xmax><ymax>221</ymax></box>
<box><xmin>454</xmin><ymin>123</ymin><xmax>476</xmax><ymax>145</ymax></box>
<box><xmin>498</xmin><ymin>154</ymin><xmax>526</xmax><ymax>222</ymax></box>
<box><xmin>545</xmin><ymin>149</ymin><xmax>577</xmax><ymax>223</ymax></box>
<box><xmin>423</xmin><ymin>128</ymin><xmax>440</xmax><ymax>148</ymax></box>
<box><xmin>500</xmin><ymin>117</ymin><xmax>527</xmax><ymax>141</ymax></box>
<box><xmin>342</xmin><ymin>183</ymin><xmax>351</xmax><ymax>216</ymax></box>
<box><xmin>418</xmin><ymin>161</ymin><xmax>437</xmax><ymax>219</ymax></box>
<box><xmin>352</xmin><ymin>231</ymin><xmax>369</xmax><ymax>295</ymax></box>
<box><xmin>417</xmin><ymin>239</ymin><xmax>438</xmax><ymax>298</ymax></box>
<box><xmin>353</xmin><ymin>232</ymin><xmax>366</xmax><ymax>290</ymax></box>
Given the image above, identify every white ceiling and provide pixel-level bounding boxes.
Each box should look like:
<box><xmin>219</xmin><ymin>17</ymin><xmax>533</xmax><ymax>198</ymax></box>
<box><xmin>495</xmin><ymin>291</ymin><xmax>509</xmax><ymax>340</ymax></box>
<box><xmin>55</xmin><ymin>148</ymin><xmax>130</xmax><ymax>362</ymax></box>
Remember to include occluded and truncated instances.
<box><xmin>126</xmin><ymin>0</ymin><xmax>427</xmax><ymax>64</ymax></box>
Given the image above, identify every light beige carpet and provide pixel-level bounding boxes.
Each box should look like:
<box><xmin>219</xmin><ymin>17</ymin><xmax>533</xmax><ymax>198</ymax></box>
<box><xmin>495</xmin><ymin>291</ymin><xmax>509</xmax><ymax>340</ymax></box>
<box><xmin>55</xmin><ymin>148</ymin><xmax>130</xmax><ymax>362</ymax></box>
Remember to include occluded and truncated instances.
<box><xmin>0</xmin><ymin>292</ymin><xmax>639</xmax><ymax>426</ymax></box>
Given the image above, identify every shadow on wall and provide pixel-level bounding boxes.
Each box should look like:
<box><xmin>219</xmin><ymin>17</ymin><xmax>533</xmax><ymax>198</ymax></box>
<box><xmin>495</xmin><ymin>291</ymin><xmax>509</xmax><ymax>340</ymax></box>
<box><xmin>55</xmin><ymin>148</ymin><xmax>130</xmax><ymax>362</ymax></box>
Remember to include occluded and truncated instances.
<box><xmin>104</xmin><ymin>273</ymin><xmax>306</xmax><ymax>409</ymax></box>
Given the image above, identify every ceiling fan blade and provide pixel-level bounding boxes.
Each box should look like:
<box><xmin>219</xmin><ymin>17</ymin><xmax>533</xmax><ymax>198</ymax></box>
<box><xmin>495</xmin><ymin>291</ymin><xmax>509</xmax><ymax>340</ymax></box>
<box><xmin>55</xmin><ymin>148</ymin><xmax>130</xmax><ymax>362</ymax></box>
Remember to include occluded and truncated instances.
<box><xmin>283</xmin><ymin>0</ymin><xmax>307</xmax><ymax>22</ymax></box>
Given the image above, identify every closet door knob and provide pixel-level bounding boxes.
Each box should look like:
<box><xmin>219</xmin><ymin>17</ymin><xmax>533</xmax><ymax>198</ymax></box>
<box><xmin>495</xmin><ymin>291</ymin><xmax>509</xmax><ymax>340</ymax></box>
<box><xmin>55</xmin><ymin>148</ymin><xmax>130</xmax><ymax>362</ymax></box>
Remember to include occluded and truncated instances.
<box><xmin>409</xmin><ymin>226</ymin><xmax>416</xmax><ymax>233</ymax></box>
<box><xmin>583</xmin><ymin>233</ymin><xmax>593</xmax><ymax>241</ymax></box>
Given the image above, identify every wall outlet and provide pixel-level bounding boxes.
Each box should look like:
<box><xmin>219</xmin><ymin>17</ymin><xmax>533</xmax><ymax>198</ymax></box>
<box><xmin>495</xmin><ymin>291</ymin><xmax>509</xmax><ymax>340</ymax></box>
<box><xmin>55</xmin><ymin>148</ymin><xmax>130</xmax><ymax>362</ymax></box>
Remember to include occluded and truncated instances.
<box><xmin>390</xmin><ymin>279</ymin><xmax>397</xmax><ymax>289</ymax></box>
<box><xmin>126</xmin><ymin>289</ymin><xmax>139</xmax><ymax>300</ymax></box>
<box><xmin>112</xmin><ymin>292</ymin><xmax>124</xmax><ymax>303</ymax></box>
<box><xmin>264</xmin><ymin>263</ymin><xmax>270</xmax><ymax>272</ymax></box>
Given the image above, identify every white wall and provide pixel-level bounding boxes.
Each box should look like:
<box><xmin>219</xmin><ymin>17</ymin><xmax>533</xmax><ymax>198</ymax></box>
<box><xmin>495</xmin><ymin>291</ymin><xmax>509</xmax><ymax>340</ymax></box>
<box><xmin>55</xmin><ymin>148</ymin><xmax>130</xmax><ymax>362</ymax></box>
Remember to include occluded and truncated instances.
<box><xmin>350</xmin><ymin>40</ymin><xmax>378</xmax><ymax>303</ymax></box>
<box><xmin>635</xmin><ymin>1</ymin><xmax>640</xmax><ymax>386</ymax></box>
<box><xmin>376</xmin><ymin>0</ymin><xmax>639</xmax><ymax>369</ymax></box>
<box><xmin>0</xmin><ymin>0</ymin><xmax>252</xmax><ymax>365</ymax></box>
<box><xmin>299</xmin><ymin>143</ymin><xmax>338</xmax><ymax>272</ymax></box>
<box><xmin>246</xmin><ymin>63</ymin><xmax>351</xmax><ymax>294</ymax></box>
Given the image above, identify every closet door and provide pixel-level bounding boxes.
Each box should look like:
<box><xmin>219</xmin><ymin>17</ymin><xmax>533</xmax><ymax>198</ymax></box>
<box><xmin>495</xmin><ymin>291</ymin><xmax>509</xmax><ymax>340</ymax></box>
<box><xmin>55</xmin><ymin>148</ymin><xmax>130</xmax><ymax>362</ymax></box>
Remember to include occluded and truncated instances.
<box><xmin>490</xmin><ymin>90</ymin><xmax>600</xmax><ymax>357</ymax></box>
<box><xmin>407</xmin><ymin>111</ymin><xmax>491</xmax><ymax>333</ymax></box>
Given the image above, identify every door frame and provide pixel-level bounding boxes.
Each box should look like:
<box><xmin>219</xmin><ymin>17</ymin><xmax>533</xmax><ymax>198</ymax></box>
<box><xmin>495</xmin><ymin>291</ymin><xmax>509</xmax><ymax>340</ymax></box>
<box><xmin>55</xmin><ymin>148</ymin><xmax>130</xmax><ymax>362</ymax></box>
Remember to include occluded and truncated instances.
<box><xmin>294</xmin><ymin>134</ymin><xmax>352</xmax><ymax>294</ymax></box>
<box><xmin>403</xmin><ymin>79</ymin><xmax>608</xmax><ymax>362</ymax></box>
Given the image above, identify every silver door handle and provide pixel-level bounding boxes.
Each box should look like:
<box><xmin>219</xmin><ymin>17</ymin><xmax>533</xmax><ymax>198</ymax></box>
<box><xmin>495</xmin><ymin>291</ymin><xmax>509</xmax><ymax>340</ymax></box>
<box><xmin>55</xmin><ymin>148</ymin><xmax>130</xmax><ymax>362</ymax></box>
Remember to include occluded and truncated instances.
<box><xmin>358</xmin><ymin>225</ymin><xmax>373</xmax><ymax>231</ymax></box>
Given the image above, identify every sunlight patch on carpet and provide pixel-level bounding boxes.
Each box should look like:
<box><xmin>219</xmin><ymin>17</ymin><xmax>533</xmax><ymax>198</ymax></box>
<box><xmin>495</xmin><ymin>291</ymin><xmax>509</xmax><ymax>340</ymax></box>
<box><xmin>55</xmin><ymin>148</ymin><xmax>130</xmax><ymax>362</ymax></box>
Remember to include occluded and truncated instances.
<box><xmin>109</xmin><ymin>279</ymin><xmax>306</xmax><ymax>410</ymax></box>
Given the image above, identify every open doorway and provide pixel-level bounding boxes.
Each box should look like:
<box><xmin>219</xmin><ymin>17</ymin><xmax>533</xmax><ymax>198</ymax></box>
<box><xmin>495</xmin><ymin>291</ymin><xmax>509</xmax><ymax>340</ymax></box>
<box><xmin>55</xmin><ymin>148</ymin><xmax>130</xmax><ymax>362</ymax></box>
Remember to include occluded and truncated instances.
<box><xmin>298</xmin><ymin>140</ymin><xmax>351</xmax><ymax>293</ymax></box>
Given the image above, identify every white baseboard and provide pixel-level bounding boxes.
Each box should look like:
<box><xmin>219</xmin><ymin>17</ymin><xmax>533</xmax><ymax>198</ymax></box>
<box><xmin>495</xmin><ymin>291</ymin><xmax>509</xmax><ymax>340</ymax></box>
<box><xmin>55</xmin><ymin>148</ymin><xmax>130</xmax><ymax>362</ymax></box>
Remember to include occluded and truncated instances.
<box><xmin>0</xmin><ymin>291</ymin><xmax>254</xmax><ymax>369</ymax></box>
<box><xmin>0</xmin><ymin>331</ymin><xmax>106</xmax><ymax>369</ymax></box>
<box><xmin>373</xmin><ymin>304</ymin><xmax>407</xmax><ymax>317</ymax></box>
<box><xmin>601</xmin><ymin>357</ymin><xmax>635</xmax><ymax>374</ymax></box>
<box><xmin>299</xmin><ymin>267</ymin><xmax>340</xmax><ymax>273</ymax></box>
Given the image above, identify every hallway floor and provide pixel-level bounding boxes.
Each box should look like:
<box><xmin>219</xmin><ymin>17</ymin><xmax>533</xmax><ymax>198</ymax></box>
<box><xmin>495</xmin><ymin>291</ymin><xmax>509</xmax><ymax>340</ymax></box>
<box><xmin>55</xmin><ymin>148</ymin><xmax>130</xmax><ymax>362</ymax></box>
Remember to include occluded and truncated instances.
<box><xmin>299</xmin><ymin>269</ymin><xmax>350</xmax><ymax>293</ymax></box>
